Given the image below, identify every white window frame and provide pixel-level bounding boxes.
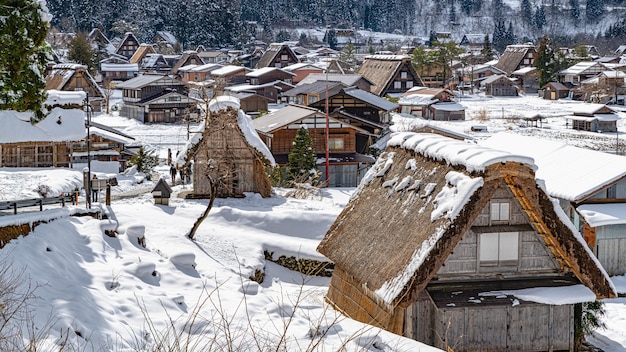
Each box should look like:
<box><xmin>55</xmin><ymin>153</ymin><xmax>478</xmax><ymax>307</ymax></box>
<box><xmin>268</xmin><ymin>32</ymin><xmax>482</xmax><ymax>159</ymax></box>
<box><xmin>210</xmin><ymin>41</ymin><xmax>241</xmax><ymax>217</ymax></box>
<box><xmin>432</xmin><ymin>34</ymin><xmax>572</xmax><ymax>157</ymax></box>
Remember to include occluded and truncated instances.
<box><xmin>400</xmin><ymin>71</ymin><xmax>407</xmax><ymax>79</ymax></box>
<box><xmin>479</xmin><ymin>232</ymin><xmax>519</xmax><ymax>266</ymax></box>
<box><xmin>490</xmin><ymin>201</ymin><xmax>510</xmax><ymax>221</ymax></box>
<box><xmin>394</xmin><ymin>81</ymin><xmax>402</xmax><ymax>89</ymax></box>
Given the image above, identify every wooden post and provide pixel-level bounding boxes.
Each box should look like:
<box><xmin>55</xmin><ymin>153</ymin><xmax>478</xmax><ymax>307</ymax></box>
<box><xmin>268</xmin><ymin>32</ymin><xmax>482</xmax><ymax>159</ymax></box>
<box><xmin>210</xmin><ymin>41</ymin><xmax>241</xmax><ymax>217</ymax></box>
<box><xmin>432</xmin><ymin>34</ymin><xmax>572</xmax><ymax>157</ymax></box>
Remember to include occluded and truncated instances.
<box><xmin>106</xmin><ymin>184</ymin><xmax>111</xmax><ymax>206</ymax></box>
<box><xmin>39</xmin><ymin>199</ymin><xmax>43</xmax><ymax>211</ymax></box>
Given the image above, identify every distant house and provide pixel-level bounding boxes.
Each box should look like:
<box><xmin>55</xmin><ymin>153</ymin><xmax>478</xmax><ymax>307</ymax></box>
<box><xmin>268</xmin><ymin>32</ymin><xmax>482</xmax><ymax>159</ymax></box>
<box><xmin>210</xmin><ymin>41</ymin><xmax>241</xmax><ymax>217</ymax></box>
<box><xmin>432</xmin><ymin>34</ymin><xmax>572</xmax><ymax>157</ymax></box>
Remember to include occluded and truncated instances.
<box><xmin>481</xmin><ymin>74</ymin><xmax>519</xmax><ymax>96</ymax></box>
<box><xmin>494</xmin><ymin>43</ymin><xmax>536</xmax><ymax>75</ymax></box>
<box><xmin>255</xmin><ymin>43</ymin><xmax>299</xmax><ymax>69</ymax></box>
<box><xmin>71</xmin><ymin>121</ymin><xmax>135</xmax><ymax>173</ymax></box>
<box><xmin>481</xmin><ymin>133</ymin><xmax>626</xmax><ymax>276</ymax></box>
<box><xmin>115</xmin><ymin>32</ymin><xmax>141</xmax><ymax>60</ymax></box>
<box><xmin>170</xmin><ymin>51</ymin><xmax>204</xmax><ymax>76</ymax></box>
<box><xmin>282</xmin><ymin>63</ymin><xmax>324</xmax><ymax>84</ymax></box>
<box><xmin>0</xmin><ymin>91</ymin><xmax>86</xmax><ymax>168</ymax></box>
<box><xmin>181</xmin><ymin>96</ymin><xmax>274</xmax><ymax>198</ymax></box>
<box><xmin>198</xmin><ymin>50</ymin><xmax>230</xmax><ymax>64</ymax></box>
<box><xmin>309</xmin><ymin>87</ymin><xmax>398</xmax><ymax>154</ymax></box>
<box><xmin>100</xmin><ymin>63</ymin><xmax>139</xmax><ymax>83</ymax></box>
<box><xmin>541</xmin><ymin>81</ymin><xmax>572</xmax><ymax>100</ymax></box>
<box><xmin>129</xmin><ymin>44</ymin><xmax>156</xmax><ymax>65</ymax></box>
<box><xmin>282</xmin><ymin>81</ymin><xmax>346</xmax><ymax>106</ymax></box>
<box><xmin>140</xmin><ymin>54</ymin><xmax>173</xmax><ymax>74</ymax></box>
<box><xmin>210</xmin><ymin>65</ymin><xmax>250</xmax><ymax>86</ymax></box>
<box><xmin>297</xmin><ymin>73</ymin><xmax>372</xmax><ymax>92</ymax></box>
<box><xmin>246</xmin><ymin>67</ymin><xmax>296</xmax><ymax>86</ymax></box>
<box><xmin>559</xmin><ymin>61</ymin><xmax>608</xmax><ymax>85</ymax></box>
<box><xmin>357</xmin><ymin>55</ymin><xmax>424</xmax><ymax>96</ymax></box>
<box><xmin>398</xmin><ymin>87</ymin><xmax>456</xmax><ymax>118</ymax></box>
<box><xmin>153</xmin><ymin>31</ymin><xmax>179</xmax><ymax>53</ymax></box>
<box><xmin>45</xmin><ymin>64</ymin><xmax>104</xmax><ymax>111</ymax></box>
<box><xmin>511</xmin><ymin>66</ymin><xmax>539</xmax><ymax>94</ymax></box>
<box><xmin>116</xmin><ymin>75</ymin><xmax>196</xmax><ymax>123</ymax></box>
<box><xmin>426</xmin><ymin>102</ymin><xmax>466</xmax><ymax>121</ymax></box>
<box><xmin>318</xmin><ymin>132</ymin><xmax>615</xmax><ymax>351</ymax></box>
<box><xmin>178</xmin><ymin>63</ymin><xmax>222</xmax><ymax>84</ymax></box>
<box><xmin>459</xmin><ymin>33</ymin><xmax>486</xmax><ymax>52</ymax></box>
<box><xmin>225</xmin><ymin>81</ymin><xmax>291</xmax><ymax>104</ymax></box>
<box><xmin>252</xmin><ymin>104</ymin><xmax>375</xmax><ymax>187</ymax></box>
<box><xmin>228</xmin><ymin>92</ymin><xmax>269</xmax><ymax>115</ymax></box>
<box><xmin>566</xmin><ymin>104</ymin><xmax>619</xmax><ymax>132</ymax></box>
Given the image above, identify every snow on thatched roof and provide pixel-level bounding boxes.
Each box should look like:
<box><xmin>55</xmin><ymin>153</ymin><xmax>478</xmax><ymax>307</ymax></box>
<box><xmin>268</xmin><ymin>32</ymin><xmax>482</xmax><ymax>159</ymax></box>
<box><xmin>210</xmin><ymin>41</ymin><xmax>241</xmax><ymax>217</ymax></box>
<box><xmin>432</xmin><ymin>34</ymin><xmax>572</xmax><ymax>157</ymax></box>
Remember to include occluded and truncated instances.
<box><xmin>318</xmin><ymin>132</ymin><xmax>615</xmax><ymax>307</ymax></box>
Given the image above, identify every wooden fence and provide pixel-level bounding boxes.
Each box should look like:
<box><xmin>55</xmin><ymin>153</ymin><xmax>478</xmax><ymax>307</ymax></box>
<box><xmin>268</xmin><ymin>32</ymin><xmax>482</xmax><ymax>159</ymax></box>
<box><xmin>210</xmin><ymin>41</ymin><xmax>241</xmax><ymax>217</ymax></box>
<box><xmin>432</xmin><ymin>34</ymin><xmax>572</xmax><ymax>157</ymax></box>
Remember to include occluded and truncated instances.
<box><xmin>0</xmin><ymin>194</ymin><xmax>77</xmax><ymax>215</ymax></box>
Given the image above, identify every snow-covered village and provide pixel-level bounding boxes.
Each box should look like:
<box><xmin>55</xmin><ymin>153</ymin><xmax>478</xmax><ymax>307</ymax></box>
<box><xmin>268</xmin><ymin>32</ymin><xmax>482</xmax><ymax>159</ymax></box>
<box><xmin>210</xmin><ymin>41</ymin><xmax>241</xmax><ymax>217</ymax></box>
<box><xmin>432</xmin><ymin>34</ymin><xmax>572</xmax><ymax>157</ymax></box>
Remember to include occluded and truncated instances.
<box><xmin>4</xmin><ymin>0</ymin><xmax>626</xmax><ymax>351</ymax></box>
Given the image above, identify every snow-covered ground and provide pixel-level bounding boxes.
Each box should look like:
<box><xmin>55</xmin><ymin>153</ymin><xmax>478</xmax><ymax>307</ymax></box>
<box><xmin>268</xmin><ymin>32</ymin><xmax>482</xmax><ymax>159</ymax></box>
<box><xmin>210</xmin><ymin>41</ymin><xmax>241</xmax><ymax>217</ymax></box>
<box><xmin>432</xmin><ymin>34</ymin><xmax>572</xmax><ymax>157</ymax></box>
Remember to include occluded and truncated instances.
<box><xmin>1</xmin><ymin>93</ymin><xmax>626</xmax><ymax>351</ymax></box>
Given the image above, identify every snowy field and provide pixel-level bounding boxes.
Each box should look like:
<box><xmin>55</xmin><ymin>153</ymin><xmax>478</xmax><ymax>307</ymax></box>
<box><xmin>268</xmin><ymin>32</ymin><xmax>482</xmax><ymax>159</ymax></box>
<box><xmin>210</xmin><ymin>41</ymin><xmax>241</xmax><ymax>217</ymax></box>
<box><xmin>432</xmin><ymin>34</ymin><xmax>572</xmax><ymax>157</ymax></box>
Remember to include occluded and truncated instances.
<box><xmin>0</xmin><ymin>93</ymin><xmax>626</xmax><ymax>350</ymax></box>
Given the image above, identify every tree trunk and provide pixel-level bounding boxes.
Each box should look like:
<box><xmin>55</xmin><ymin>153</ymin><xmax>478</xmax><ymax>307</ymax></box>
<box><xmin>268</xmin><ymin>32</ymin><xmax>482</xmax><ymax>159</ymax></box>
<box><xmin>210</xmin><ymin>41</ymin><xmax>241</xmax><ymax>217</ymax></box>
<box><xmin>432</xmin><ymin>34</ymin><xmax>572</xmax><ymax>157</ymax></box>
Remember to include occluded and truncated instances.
<box><xmin>187</xmin><ymin>178</ymin><xmax>217</xmax><ymax>240</ymax></box>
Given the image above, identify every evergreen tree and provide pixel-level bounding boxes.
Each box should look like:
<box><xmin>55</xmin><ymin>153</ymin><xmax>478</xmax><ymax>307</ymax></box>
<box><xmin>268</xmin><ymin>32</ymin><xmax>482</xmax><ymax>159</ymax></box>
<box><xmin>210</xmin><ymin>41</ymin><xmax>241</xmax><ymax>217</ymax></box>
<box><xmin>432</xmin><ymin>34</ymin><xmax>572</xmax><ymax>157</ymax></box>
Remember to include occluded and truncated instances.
<box><xmin>492</xmin><ymin>20</ymin><xmax>506</xmax><ymax>52</ymax></box>
<box><xmin>521</xmin><ymin>0</ymin><xmax>533</xmax><ymax>25</ymax></box>
<box><xmin>326</xmin><ymin>29</ymin><xmax>337</xmax><ymax>50</ymax></box>
<box><xmin>534</xmin><ymin>35</ymin><xmax>556</xmax><ymax>88</ymax></box>
<box><xmin>411</xmin><ymin>45</ymin><xmax>435</xmax><ymax>77</ymax></box>
<box><xmin>586</xmin><ymin>0</ymin><xmax>604</xmax><ymax>23</ymax></box>
<box><xmin>68</xmin><ymin>32</ymin><xmax>98</xmax><ymax>76</ymax></box>
<box><xmin>449</xmin><ymin>4</ymin><xmax>457</xmax><ymax>23</ymax></box>
<box><xmin>481</xmin><ymin>34</ymin><xmax>495</xmax><ymax>61</ymax></box>
<box><xmin>569</xmin><ymin>0</ymin><xmax>580</xmax><ymax>20</ymax></box>
<box><xmin>505</xmin><ymin>22</ymin><xmax>516</xmax><ymax>46</ymax></box>
<box><xmin>461</xmin><ymin>0</ymin><xmax>473</xmax><ymax>16</ymax></box>
<box><xmin>0</xmin><ymin>0</ymin><xmax>50</xmax><ymax>122</ymax></box>
<box><xmin>534</xmin><ymin>6</ymin><xmax>546</xmax><ymax>29</ymax></box>
<box><xmin>128</xmin><ymin>146</ymin><xmax>159</xmax><ymax>174</ymax></box>
<box><xmin>492</xmin><ymin>0</ymin><xmax>504</xmax><ymax>20</ymax></box>
<box><xmin>287</xmin><ymin>127</ymin><xmax>317</xmax><ymax>182</ymax></box>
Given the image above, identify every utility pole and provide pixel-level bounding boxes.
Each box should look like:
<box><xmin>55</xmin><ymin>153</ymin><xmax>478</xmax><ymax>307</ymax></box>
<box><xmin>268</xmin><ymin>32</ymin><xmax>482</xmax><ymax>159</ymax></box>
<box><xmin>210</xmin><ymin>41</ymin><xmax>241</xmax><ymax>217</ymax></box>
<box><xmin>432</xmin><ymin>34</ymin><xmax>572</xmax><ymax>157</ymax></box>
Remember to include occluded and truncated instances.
<box><xmin>85</xmin><ymin>93</ymin><xmax>92</xmax><ymax>209</ymax></box>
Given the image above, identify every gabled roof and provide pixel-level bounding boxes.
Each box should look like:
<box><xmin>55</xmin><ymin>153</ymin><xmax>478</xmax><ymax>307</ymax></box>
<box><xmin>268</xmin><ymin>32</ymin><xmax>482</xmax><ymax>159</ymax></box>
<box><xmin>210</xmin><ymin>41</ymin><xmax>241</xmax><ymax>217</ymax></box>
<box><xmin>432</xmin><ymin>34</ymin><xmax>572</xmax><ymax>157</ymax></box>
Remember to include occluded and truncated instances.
<box><xmin>45</xmin><ymin>64</ymin><xmax>104</xmax><ymax>98</ymax></box>
<box><xmin>480</xmin><ymin>74</ymin><xmax>516</xmax><ymax>86</ymax></box>
<box><xmin>154</xmin><ymin>31</ymin><xmax>178</xmax><ymax>45</ymax></box>
<box><xmin>559</xmin><ymin>61</ymin><xmax>606</xmax><ymax>76</ymax></box>
<box><xmin>495</xmin><ymin>44</ymin><xmax>535</xmax><ymax>74</ymax></box>
<box><xmin>210</xmin><ymin>65</ymin><xmax>249</xmax><ymax>77</ymax></box>
<box><xmin>246</xmin><ymin>66</ymin><xmax>296</xmax><ymax>78</ymax></box>
<box><xmin>255</xmin><ymin>43</ymin><xmax>298</xmax><ymax>69</ymax></box>
<box><xmin>357</xmin><ymin>55</ymin><xmax>424</xmax><ymax>96</ymax></box>
<box><xmin>480</xmin><ymin>133</ymin><xmax>626</xmax><ymax>202</ymax></box>
<box><xmin>129</xmin><ymin>44</ymin><xmax>156</xmax><ymax>64</ymax></box>
<box><xmin>171</xmin><ymin>51</ymin><xmax>203</xmax><ymax>75</ymax></box>
<box><xmin>340</xmin><ymin>87</ymin><xmax>398</xmax><ymax>111</ymax></box>
<box><xmin>281</xmin><ymin>81</ymin><xmax>345</xmax><ymax>97</ymax></box>
<box><xmin>318</xmin><ymin>132</ymin><xmax>616</xmax><ymax>308</ymax></box>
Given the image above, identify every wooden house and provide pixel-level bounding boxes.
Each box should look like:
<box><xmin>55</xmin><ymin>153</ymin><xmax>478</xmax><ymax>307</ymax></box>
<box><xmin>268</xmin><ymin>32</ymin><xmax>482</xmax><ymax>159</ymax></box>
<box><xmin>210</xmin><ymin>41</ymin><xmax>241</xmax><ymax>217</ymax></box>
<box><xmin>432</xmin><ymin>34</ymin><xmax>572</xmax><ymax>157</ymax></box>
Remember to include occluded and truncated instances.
<box><xmin>225</xmin><ymin>81</ymin><xmax>289</xmax><ymax>104</ymax></box>
<box><xmin>482</xmin><ymin>133</ymin><xmax>626</xmax><ymax>276</ymax></box>
<box><xmin>398</xmin><ymin>87</ymin><xmax>455</xmax><ymax>117</ymax></box>
<box><xmin>129</xmin><ymin>44</ymin><xmax>156</xmax><ymax>65</ymax></box>
<box><xmin>246</xmin><ymin>67</ymin><xmax>295</xmax><ymax>85</ymax></box>
<box><xmin>309</xmin><ymin>87</ymin><xmax>398</xmax><ymax>154</ymax></box>
<box><xmin>178</xmin><ymin>63</ymin><xmax>222</xmax><ymax>83</ymax></box>
<box><xmin>426</xmin><ymin>102</ymin><xmax>466</xmax><ymax>121</ymax></box>
<box><xmin>152</xmin><ymin>178</ymin><xmax>173</xmax><ymax>205</ymax></box>
<box><xmin>566</xmin><ymin>104</ymin><xmax>619</xmax><ymax>133</ymax></box>
<box><xmin>282</xmin><ymin>81</ymin><xmax>346</xmax><ymax>106</ymax></box>
<box><xmin>318</xmin><ymin>132</ymin><xmax>616</xmax><ymax>351</ymax></box>
<box><xmin>71</xmin><ymin>121</ymin><xmax>135</xmax><ymax>173</ymax></box>
<box><xmin>115</xmin><ymin>32</ymin><xmax>141</xmax><ymax>60</ymax></box>
<box><xmin>153</xmin><ymin>31</ymin><xmax>179</xmax><ymax>53</ymax></box>
<box><xmin>559</xmin><ymin>61</ymin><xmax>608</xmax><ymax>85</ymax></box>
<box><xmin>481</xmin><ymin>74</ymin><xmax>519</xmax><ymax>96</ymax></box>
<box><xmin>357</xmin><ymin>55</ymin><xmax>424</xmax><ymax>96</ymax></box>
<box><xmin>0</xmin><ymin>91</ymin><xmax>86</xmax><ymax>168</ymax></box>
<box><xmin>297</xmin><ymin>73</ymin><xmax>372</xmax><ymax>93</ymax></box>
<box><xmin>229</xmin><ymin>92</ymin><xmax>269</xmax><ymax>115</ymax></box>
<box><xmin>182</xmin><ymin>96</ymin><xmax>274</xmax><ymax>198</ymax></box>
<box><xmin>116</xmin><ymin>74</ymin><xmax>196</xmax><ymax>123</ymax></box>
<box><xmin>282</xmin><ymin>63</ymin><xmax>324</xmax><ymax>84</ymax></box>
<box><xmin>100</xmin><ymin>63</ymin><xmax>139</xmax><ymax>83</ymax></box>
<box><xmin>459</xmin><ymin>33</ymin><xmax>486</xmax><ymax>52</ymax></box>
<box><xmin>45</xmin><ymin>64</ymin><xmax>105</xmax><ymax>112</ymax></box>
<box><xmin>140</xmin><ymin>54</ymin><xmax>174</xmax><ymax>74</ymax></box>
<box><xmin>210</xmin><ymin>65</ymin><xmax>250</xmax><ymax>86</ymax></box>
<box><xmin>170</xmin><ymin>51</ymin><xmax>204</xmax><ymax>76</ymax></box>
<box><xmin>252</xmin><ymin>104</ymin><xmax>374</xmax><ymax>187</ymax></box>
<box><xmin>542</xmin><ymin>82</ymin><xmax>572</xmax><ymax>100</ymax></box>
<box><xmin>198</xmin><ymin>50</ymin><xmax>230</xmax><ymax>64</ymax></box>
<box><xmin>511</xmin><ymin>66</ymin><xmax>539</xmax><ymax>94</ymax></box>
<box><xmin>495</xmin><ymin>44</ymin><xmax>536</xmax><ymax>75</ymax></box>
<box><xmin>255</xmin><ymin>43</ymin><xmax>299</xmax><ymax>69</ymax></box>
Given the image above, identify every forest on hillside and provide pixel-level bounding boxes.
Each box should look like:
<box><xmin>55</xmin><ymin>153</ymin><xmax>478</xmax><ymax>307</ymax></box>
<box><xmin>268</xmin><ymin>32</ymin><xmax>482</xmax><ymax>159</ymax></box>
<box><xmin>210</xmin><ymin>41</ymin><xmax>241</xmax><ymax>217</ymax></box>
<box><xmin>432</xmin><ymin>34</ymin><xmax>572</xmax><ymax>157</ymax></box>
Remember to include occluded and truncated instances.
<box><xmin>46</xmin><ymin>0</ymin><xmax>626</xmax><ymax>52</ymax></box>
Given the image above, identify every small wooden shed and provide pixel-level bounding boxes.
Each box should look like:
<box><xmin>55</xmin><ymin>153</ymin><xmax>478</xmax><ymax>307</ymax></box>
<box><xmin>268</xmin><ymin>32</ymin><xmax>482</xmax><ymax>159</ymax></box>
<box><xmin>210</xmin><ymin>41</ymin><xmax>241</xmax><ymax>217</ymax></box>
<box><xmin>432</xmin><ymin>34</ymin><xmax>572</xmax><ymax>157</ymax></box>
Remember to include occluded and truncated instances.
<box><xmin>317</xmin><ymin>132</ymin><xmax>615</xmax><ymax>352</ymax></box>
<box><xmin>152</xmin><ymin>178</ymin><xmax>173</xmax><ymax>205</ymax></box>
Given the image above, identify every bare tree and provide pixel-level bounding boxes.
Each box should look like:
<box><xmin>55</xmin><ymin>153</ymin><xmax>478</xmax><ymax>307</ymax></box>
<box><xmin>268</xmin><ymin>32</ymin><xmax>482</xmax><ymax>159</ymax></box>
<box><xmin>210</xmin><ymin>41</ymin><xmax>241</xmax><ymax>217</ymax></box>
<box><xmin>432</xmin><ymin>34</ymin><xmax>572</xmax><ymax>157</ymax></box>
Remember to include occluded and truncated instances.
<box><xmin>102</xmin><ymin>78</ymin><xmax>115</xmax><ymax>115</ymax></box>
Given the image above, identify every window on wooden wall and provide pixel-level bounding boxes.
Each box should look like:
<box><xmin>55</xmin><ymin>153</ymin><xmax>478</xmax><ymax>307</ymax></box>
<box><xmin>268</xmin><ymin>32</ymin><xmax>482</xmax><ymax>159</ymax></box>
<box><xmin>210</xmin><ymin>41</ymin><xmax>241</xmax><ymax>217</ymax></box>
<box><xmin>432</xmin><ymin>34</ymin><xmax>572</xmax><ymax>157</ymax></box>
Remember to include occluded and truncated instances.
<box><xmin>328</xmin><ymin>137</ymin><xmax>344</xmax><ymax>150</ymax></box>
<box><xmin>37</xmin><ymin>146</ymin><xmax>53</xmax><ymax>166</ymax></box>
<box><xmin>490</xmin><ymin>201</ymin><xmax>510</xmax><ymax>222</ymax></box>
<box><xmin>479</xmin><ymin>232</ymin><xmax>519</xmax><ymax>267</ymax></box>
<box><xmin>2</xmin><ymin>146</ymin><xmax>18</xmax><ymax>166</ymax></box>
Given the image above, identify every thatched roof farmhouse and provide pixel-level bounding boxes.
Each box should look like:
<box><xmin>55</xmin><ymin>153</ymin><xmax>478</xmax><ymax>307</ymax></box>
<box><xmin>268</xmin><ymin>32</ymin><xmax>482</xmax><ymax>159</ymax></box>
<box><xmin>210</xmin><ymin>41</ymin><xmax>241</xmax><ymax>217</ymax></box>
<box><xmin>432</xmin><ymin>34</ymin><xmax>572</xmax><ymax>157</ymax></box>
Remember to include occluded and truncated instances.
<box><xmin>179</xmin><ymin>96</ymin><xmax>274</xmax><ymax>198</ymax></box>
<box><xmin>317</xmin><ymin>132</ymin><xmax>615</xmax><ymax>351</ymax></box>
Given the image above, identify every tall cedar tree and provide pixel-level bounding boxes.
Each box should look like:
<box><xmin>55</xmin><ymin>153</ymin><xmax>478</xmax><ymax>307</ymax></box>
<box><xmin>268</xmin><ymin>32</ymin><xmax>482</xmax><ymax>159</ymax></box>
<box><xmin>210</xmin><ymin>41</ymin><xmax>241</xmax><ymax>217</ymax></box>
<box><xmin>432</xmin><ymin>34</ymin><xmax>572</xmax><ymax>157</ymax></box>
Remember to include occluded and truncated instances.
<box><xmin>534</xmin><ymin>35</ymin><xmax>555</xmax><ymax>88</ymax></box>
<box><xmin>68</xmin><ymin>32</ymin><xmax>98</xmax><ymax>76</ymax></box>
<box><xmin>481</xmin><ymin>34</ymin><xmax>495</xmax><ymax>61</ymax></box>
<box><xmin>287</xmin><ymin>127</ymin><xmax>317</xmax><ymax>181</ymax></box>
<box><xmin>0</xmin><ymin>0</ymin><xmax>50</xmax><ymax>122</ymax></box>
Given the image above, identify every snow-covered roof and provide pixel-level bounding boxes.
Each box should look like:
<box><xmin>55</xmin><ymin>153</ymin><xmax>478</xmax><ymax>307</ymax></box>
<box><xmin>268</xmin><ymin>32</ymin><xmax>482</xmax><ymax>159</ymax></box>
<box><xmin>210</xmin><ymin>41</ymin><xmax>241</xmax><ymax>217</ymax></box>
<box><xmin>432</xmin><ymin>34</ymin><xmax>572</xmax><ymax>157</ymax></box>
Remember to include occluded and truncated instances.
<box><xmin>46</xmin><ymin>90</ymin><xmax>86</xmax><ymax>106</ymax></box>
<box><xmin>429</xmin><ymin>102</ymin><xmax>465</xmax><ymax>112</ymax></box>
<box><xmin>480</xmin><ymin>133</ymin><xmax>626</xmax><ymax>202</ymax></box>
<box><xmin>246</xmin><ymin>67</ymin><xmax>295</xmax><ymax>78</ymax></box>
<box><xmin>387</xmin><ymin>132</ymin><xmax>536</xmax><ymax>173</ymax></box>
<box><xmin>210</xmin><ymin>65</ymin><xmax>247</xmax><ymax>76</ymax></box>
<box><xmin>0</xmin><ymin>107</ymin><xmax>85</xmax><ymax>144</ymax></box>
<box><xmin>560</xmin><ymin>61</ymin><xmax>604</xmax><ymax>75</ymax></box>
<box><xmin>100</xmin><ymin>63</ymin><xmax>138</xmax><ymax>72</ymax></box>
<box><xmin>512</xmin><ymin>66</ymin><xmax>537</xmax><ymax>75</ymax></box>
<box><xmin>578</xmin><ymin>203</ymin><xmax>626</xmax><ymax>227</ymax></box>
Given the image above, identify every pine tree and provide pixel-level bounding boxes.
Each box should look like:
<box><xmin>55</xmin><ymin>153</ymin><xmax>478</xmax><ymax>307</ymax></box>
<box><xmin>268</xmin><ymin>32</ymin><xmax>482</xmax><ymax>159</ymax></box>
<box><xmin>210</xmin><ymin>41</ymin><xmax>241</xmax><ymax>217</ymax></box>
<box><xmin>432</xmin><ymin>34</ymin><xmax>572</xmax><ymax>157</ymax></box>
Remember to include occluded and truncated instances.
<box><xmin>569</xmin><ymin>0</ymin><xmax>580</xmax><ymax>20</ymax></box>
<box><xmin>287</xmin><ymin>127</ymin><xmax>317</xmax><ymax>182</ymax></box>
<box><xmin>521</xmin><ymin>0</ymin><xmax>533</xmax><ymax>25</ymax></box>
<box><xmin>128</xmin><ymin>146</ymin><xmax>159</xmax><ymax>174</ymax></box>
<box><xmin>326</xmin><ymin>29</ymin><xmax>337</xmax><ymax>50</ymax></box>
<box><xmin>492</xmin><ymin>20</ymin><xmax>506</xmax><ymax>52</ymax></box>
<box><xmin>534</xmin><ymin>6</ymin><xmax>546</xmax><ymax>29</ymax></box>
<box><xmin>534</xmin><ymin>35</ymin><xmax>555</xmax><ymax>88</ymax></box>
<box><xmin>0</xmin><ymin>0</ymin><xmax>50</xmax><ymax>122</ymax></box>
<box><xmin>481</xmin><ymin>34</ymin><xmax>495</xmax><ymax>61</ymax></box>
<box><xmin>68</xmin><ymin>32</ymin><xmax>98</xmax><ymax>76</ymax></box>
<box><xmin>586</xmin><ymin>0</ymin><xmax>604</xmax><ymax>23</ymax></box>
<box><xmin>492</xmin><ymin>0</ymin><xmax>504</xmax><ymax>20</ymax></box>
<box><xmin>505</xmin><ymin>22</ymin><xmax>516</xmax><ymax>46</ymax></box>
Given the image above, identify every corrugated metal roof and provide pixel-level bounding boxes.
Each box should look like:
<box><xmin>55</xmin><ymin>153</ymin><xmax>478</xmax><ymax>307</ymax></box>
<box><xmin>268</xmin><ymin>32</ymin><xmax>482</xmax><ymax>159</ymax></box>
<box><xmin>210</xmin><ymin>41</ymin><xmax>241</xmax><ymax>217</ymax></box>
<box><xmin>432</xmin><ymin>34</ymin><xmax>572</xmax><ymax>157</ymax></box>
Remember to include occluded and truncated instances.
<box><xmin>342</xmin><ymin>88</ymin><xmax>398</xmax><ymax>111</ymax></box>
<box><xmin>251</xmin><ymin>104</ymin><xmax>321</xmax><ymax>133</ymax></box>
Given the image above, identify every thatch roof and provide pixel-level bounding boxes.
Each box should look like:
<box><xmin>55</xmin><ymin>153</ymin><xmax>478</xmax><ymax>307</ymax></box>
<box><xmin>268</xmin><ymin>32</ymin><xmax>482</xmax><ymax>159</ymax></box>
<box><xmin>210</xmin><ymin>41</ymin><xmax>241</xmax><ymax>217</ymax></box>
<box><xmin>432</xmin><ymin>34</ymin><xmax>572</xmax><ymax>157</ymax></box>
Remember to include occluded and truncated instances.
<box><xmin>357</xmin><ymin>55</ymin><xmax>424</xmax><ymax>96</ymax></box>
<box><xmin>495</xmin><ymin>44</ymin><xmax>535</xmax><ymax>74</ymax></box>
<box><xmin>255</xmin><ymin>43</ymin><xmax>298</xmax><ymax>69</ymax></box>
<box><xmin>317</xmin><ymin>132</ymin><xmax>615</xmax><ymax>308</ymax></box>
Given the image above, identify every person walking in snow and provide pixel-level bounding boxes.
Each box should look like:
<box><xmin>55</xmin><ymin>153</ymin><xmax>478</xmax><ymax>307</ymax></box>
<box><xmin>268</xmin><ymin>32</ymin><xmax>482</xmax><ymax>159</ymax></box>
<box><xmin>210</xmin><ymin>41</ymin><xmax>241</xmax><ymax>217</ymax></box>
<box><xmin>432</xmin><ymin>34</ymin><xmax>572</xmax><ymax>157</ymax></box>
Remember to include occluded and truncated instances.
<box><xmin>170</xmin><ymin>165</ymin><xmax>177</xmax><ymax>185</ymax></box>
<box><xmin>91</xmin><ymin>174</ymin><xmax>99</xmax><ymax>202</ymax></box>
